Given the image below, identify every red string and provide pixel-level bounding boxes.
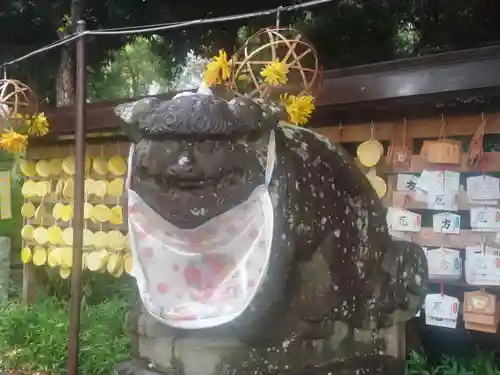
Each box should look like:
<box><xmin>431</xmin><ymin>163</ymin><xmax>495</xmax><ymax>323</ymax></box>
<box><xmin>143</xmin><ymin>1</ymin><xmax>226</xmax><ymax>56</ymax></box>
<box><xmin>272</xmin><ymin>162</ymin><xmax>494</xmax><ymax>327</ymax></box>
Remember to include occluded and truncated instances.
<box><xmin>404</xmin><ymin>194</ymin><xmax>410</xmax><ymax>209</ymax></box>
<box><xmin>440</xmin><ymin>281</ymin><xmax>444</xmax><ymax>297</ymax></box>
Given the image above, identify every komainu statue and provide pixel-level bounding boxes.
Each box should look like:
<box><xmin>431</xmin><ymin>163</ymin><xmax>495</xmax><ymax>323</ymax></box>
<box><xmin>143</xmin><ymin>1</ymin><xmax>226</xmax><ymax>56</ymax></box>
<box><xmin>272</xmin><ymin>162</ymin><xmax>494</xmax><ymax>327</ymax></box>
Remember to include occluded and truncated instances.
<box><xmin>116</xmin><ymin>28</ymin><xmax>428</xmax><ymax>375</ymax></box>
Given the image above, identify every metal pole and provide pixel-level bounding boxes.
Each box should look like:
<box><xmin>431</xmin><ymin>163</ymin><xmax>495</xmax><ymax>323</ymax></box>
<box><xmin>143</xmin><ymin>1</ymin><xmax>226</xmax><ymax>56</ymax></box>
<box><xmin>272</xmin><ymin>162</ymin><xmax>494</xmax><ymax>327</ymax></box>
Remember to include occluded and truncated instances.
<box><xmin>68</xmin><ymin>20</ymin><xmax>87</xmax><ymax>375</ymax></box>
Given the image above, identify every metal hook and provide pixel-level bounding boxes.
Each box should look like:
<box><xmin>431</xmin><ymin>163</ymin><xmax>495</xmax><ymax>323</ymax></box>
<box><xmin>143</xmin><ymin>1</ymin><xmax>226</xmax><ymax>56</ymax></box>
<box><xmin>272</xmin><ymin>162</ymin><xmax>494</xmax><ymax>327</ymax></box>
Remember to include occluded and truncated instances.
<box><xmin>276</xmin><ymin>6</ymin><xmax>283</xmax><ymax>28</ymax></box>
<box><xmin>402</xmin><ymin>117</ymin><xmax>408</xmax><ymax>137</ymax></box>
<box><xmin>481</xmin><ymin>112</ymin><xmax>485</xmax><ymax>121</ymax></box>
<box><xmin>2</xmin><ymin>66</ymin><xmax>6</xmax><ymax>80</ymax></box>
<box><xmin>276</xmin><ymin>7</ymin><xmax>283</xmax><ymax>28</ymax></box>
<box><xmin>370</xmin><ymin>120</ymin><xmax>375</xmax><ymax>139</ymax></box>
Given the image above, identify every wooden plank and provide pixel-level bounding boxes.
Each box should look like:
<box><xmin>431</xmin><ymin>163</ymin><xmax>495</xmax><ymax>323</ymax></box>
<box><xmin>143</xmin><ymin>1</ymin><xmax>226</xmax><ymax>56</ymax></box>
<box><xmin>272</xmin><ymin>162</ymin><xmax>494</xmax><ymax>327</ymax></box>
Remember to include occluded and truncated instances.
<box><xmin>317</xmin><ymin>52</ymin><xmax>500</xmax><ymax>106</ymax></box>
<box><xmin>429</xmin><ymin>280</ymin><xmax>500</xmax><ymax>291</ymax></box>
<box><xmin>389</xmin><ymin>181</ymin><xmax>500</xmax><ymax>210</ymax></box>
<box><xmin>43</xmin><ymin>91</ymin><xmax>185</xmax><ymax>136</ymax></box>
<box><xmin>382</xmin><ymin>152</ymin><xmax>500</xmax><ymax>174</ymax></box>
<box><xmin>323</xmin><ymin>46</ymin><xmax>500</xmax><ymax>79</ymax></box>
<box><xmin>26</xmin><ymin>194</ymin><xmax>125</xmax><ymax>206</ymax></box>
<box><xmin>316</xmin><ymin>122</ymin><xmax>397</xmax><ymax>142</ymax></box>
<box><xmin>391</xmin><ymin>188</ymin><xmax>474</xmax><ymax>210</ymax></box>
<box><xmin>392</xmin><ymin>228</ymin><xmax>496</xmax><ymax>248</ymax></box>
<box><xmin>27</xmin><ymin>141</ymin><xmax>130</xmax><ymax>160</ymax></box>
<box><xmin>381</xmin><ymin>174</ymin><xmax>394</xmax><ymax>207</ymax></box>
<box><xmin>22</xmin><ymin>264</ymin><xmax>38</xmax><ymax>304</ymax></box>
<box><xmin>315</xmin><ymin>113</ymin><xmax>500</xmax><ymax>143</ymax></box>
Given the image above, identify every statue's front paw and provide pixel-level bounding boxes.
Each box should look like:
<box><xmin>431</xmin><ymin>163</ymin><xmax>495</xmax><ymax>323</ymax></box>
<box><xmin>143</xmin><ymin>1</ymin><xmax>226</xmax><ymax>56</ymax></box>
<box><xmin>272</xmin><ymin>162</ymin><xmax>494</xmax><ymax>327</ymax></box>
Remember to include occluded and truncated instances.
<box><xmin>382</xmin><ymin>241</ymin><xmax>428</xmax><ymax>322</ymax></box>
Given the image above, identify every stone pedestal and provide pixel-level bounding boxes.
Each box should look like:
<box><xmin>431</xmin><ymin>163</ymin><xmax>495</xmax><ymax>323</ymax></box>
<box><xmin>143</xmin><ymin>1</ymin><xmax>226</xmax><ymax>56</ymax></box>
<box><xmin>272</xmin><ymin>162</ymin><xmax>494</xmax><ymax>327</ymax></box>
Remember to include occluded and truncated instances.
<box><xmin>0</xmin><ymin>236</ymin><xmax>10</xmax><ymax>302</ymax></box>
<box><xmin>118</xmin><ymin>304</ymin><xmax>407</xmax><ymax>375</ymax></box>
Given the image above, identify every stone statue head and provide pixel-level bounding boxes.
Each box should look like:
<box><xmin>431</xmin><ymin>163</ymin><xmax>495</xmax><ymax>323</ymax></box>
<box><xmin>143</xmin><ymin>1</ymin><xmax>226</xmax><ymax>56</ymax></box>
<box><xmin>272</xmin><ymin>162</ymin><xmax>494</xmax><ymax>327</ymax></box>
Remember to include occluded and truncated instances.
<box><xmin>116</xmin><ymin>93</ymin><xmax>277</xmax><ymax>228</ymax></box>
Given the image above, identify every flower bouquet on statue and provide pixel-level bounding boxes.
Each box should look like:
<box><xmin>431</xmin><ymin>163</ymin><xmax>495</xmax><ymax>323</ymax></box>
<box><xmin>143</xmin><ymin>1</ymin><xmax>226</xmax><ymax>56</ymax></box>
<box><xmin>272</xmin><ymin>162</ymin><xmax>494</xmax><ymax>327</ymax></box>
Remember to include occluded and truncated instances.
<box><xmin>202</xmin><ymin>29</ymin><xmax>320</xmax><ymax>126</ymax></box>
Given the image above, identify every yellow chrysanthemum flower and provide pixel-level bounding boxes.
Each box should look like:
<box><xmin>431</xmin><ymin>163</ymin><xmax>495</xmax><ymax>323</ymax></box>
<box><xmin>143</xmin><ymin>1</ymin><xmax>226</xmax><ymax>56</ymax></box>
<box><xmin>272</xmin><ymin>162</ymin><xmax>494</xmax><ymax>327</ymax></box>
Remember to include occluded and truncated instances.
<box><xmin>203</xmin><ymin>62</ymin><xmax>222</xmax><ymax>87</ymax></box>
<box><xmin>28</xmin><ymin>113</ymin><xmax>50</xmax><ymax>136</ymax></box>
<box><xmin>202</xmin><ymin>50</ymin><xmax>231</xmax><ymax>87</ymax></box>
<box><xmin>281</xmin><ymin>94</ymin><xmax>315</xmax><ymax>126</ymax></box>
<box><xmin>260</xmin><ymin>60</ymin><xmax>289</xmax><ymax>86</ymax></box>
<box><xmin>215</xmin><ymin>50</ymin><xmax>231</xmax><ymax>81</ymax></box>
<box><xmin>0</xmin><ymin>129</ymin><xmax>28</xmax><ymax>154</ymax></box>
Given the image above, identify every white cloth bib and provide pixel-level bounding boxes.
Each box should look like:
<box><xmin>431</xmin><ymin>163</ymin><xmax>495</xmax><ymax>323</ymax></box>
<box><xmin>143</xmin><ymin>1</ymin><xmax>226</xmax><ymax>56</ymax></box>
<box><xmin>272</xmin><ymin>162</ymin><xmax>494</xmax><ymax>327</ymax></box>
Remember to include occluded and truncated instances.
<box><xmin>127</xmin><ymin>131</ymin><xmax>275</xmax><ymax>329</ymax></box>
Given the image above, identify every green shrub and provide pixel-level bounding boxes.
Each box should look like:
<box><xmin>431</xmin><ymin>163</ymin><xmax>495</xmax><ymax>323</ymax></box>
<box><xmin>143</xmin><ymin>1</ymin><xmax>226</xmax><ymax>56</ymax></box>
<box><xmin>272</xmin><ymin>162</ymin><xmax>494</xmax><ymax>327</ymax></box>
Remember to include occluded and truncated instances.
<box><xmin>44</xmin><ymin>272</ymin><xmax>137</xmax><ymax>306</ymax></box>
<box><xmin>407</xmin><ymin>350</ymin><xmax>500</xmax><ymax>375</ymax></box>
<box><xmin>0</xmin><ymin>296</ymin><xmax>132</xmax><ymax>374</ymax></box>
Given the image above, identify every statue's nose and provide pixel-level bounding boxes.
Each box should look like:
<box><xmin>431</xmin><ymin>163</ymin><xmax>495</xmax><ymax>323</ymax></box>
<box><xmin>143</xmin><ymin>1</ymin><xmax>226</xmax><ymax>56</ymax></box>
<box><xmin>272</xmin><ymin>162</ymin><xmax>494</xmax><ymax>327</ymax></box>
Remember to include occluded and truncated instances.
<box><xmin>166</xmin><ymin>152</ymin><xmax>197</xmax><ymax>177</ymax></box>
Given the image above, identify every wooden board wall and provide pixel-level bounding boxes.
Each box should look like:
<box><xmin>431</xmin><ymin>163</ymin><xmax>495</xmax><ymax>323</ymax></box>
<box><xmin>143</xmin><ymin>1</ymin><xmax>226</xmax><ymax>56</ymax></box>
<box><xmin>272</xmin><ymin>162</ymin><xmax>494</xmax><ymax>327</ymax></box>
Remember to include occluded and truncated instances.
<box><xmin>318</xmin><ymin>112</ymin><xmax>500</xmax><ymax>351</ymax></box>
<box><xmin>314</xmin><ymin>113</ymin><xmax>500</xmax><ymax>143</ymax></box>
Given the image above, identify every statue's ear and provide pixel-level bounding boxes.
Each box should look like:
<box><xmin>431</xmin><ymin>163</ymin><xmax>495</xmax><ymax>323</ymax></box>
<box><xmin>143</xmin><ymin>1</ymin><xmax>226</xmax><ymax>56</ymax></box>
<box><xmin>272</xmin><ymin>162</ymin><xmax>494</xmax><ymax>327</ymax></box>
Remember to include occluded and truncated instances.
<box><xmin>114</xmin><ymin>98</ymin><xmax>161</xmax><ymax>143</ymax></box>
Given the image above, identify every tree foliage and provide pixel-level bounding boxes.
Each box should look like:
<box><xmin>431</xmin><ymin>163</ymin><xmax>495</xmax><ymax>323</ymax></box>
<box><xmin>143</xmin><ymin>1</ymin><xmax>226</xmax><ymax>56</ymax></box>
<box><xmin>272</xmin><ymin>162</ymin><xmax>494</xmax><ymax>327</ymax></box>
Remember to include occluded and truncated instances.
<box><xmin>0</xmin><ymin>0</ymin><xmax>499</xmax><ymax>103</ymax></box>
<box><xmin>87</xmin><ymin>36</ymin><xmax>175</xmax><ymax>102</ymax></box>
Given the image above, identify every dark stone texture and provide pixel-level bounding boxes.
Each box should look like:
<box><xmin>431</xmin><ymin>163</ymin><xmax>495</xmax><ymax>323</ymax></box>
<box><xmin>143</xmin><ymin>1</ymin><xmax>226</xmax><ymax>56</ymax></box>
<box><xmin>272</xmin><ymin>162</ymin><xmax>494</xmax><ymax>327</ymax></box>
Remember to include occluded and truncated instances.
<box><xmin>116</xmin><ymin>94</ymin><xmax>427</xmax><ymax>375</ymax></box>
<box><xmin>116</xmin><ymin>360</ymin><xmax>167</xmax><ymax>375</ymax></box>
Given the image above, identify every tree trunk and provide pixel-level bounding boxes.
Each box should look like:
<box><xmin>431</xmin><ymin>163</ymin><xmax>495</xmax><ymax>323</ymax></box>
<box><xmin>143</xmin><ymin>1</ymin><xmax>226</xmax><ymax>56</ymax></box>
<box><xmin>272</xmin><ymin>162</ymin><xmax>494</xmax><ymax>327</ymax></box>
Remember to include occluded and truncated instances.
<box><xmin>55</xmin><ymin>0</ymin><xmax>85</xmax><ymax>107</ymax></box>
<box><xmin>56</xmin><ymin>47</ymin><xmax>75</xmax><ymax>107</ymax></box>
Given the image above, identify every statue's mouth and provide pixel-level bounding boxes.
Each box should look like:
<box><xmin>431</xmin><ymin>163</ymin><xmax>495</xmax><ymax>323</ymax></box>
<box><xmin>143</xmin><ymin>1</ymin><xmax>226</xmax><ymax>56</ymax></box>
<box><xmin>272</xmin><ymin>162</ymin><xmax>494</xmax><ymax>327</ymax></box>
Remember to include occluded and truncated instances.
<box><xmin>170</xmin><ymin>170</ymin><xmax>245</xmax><ymax>190</ymax></box>
<box><xmin>175</xmin><ymin>177</ymin><xmax>217</xmax><ymax>189</ymax></box>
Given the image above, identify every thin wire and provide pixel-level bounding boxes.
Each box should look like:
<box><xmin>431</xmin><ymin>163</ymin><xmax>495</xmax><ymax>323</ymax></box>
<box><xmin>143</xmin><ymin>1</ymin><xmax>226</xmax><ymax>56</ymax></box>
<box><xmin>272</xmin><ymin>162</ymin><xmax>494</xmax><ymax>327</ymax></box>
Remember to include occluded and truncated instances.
<box><xmin>0</xmin><ymin>0</ymin><xmax>333</xmax><ymax>67</ymax></box>
<box><xmin>89</xmin><ymin>20</ymin><xmax>184</xmax><ymax>33</ymax></box>
<box><xmin>1</xmin><ymin>33</ymin><xmax>81</xmax><ymax>68</ymax></box>
<box><xmin>87</xmin><ymin>0</ymin><xmax>331</xmax><ymax>35</ymax></box>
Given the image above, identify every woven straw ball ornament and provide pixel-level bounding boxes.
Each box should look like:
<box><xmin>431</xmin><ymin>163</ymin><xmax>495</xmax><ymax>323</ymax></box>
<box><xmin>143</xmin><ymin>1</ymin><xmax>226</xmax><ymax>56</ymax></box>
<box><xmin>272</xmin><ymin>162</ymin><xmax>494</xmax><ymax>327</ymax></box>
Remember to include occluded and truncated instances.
<box><xmin>0</xmin><ymin>79</ymin><xmax>38</xmax><ymax>120</ymax></box>
<box><xmin>230</xmin><ymin>27</ymin><xmax>322</xmax><ymax>100</ymax></box>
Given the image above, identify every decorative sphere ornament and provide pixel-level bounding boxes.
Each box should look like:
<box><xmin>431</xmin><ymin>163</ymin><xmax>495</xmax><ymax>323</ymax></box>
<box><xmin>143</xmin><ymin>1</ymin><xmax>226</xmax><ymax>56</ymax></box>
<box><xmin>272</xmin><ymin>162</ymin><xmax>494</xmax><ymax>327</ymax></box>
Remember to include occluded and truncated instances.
<box><xmin>0</xmin><ymin>79</ymin><xmax>38</xmax><ymax>121</ymax></box>
<box><xmin>229</xmin><ymin>27</ymin><xmax>322</xmax><ymax>101</ymax></box>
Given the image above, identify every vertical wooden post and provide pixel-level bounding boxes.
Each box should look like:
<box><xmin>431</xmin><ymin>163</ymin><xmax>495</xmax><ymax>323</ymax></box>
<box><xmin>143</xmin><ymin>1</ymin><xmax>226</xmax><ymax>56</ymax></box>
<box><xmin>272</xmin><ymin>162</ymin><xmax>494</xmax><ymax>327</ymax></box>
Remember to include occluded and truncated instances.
<box><xmin>67</xmin><ymin>20</ymin><xmax>87</xmax><ymax>375</ymax></box>
<box><xmin>384</xmin><ymin>120</ymin><xmax>408</xmax><ymax>360</ymax></box>
<box><xmin>21</xmin><ymin>264</ymin><xmax>37</xmax><ymax>303</ymax></box>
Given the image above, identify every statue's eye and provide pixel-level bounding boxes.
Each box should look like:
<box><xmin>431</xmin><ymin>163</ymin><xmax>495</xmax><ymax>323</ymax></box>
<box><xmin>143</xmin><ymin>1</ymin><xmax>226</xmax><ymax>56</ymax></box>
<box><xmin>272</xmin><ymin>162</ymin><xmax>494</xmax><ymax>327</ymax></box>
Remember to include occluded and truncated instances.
<box><xmin>245</xmin><ymin>130</ymin><xmax>265</xmax><ymax>143</ymax></box>
<box><xmin>136</xmin><ymin>166</ymin><xmax>149</xmax><ymax>178</ymax></box>
<box><xmin>154</xmin><ymin>174</ymin><xmax>169</xmax><ymax>186</ymax></box>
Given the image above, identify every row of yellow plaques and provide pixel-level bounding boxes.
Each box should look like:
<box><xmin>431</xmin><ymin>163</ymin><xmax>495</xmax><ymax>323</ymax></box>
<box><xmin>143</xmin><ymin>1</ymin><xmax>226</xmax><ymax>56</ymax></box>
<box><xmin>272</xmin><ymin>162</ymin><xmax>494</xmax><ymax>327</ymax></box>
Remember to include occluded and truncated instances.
<box><xmin>20</xmin><ymin>155</ymin><xmax>127</xmax><ymax>177</ymax></box>
<box><xmin>21</xmin><ymin>202</ymin><xmax>123</xmax><ymax>224</ymax></box>
<box><xmin>21</xmin><ymin>246</ymin><xmax>132</xmax><ymax>279</ymax></box>
<box><xmin>21</xmin><ymin>225</ymin><xmax>128</xmax><ymax>250</ymax></box>
<box><xmin>21</xmin><ymin>177</ymin><xmax>124</xmax><ymax>199</ymax></box>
